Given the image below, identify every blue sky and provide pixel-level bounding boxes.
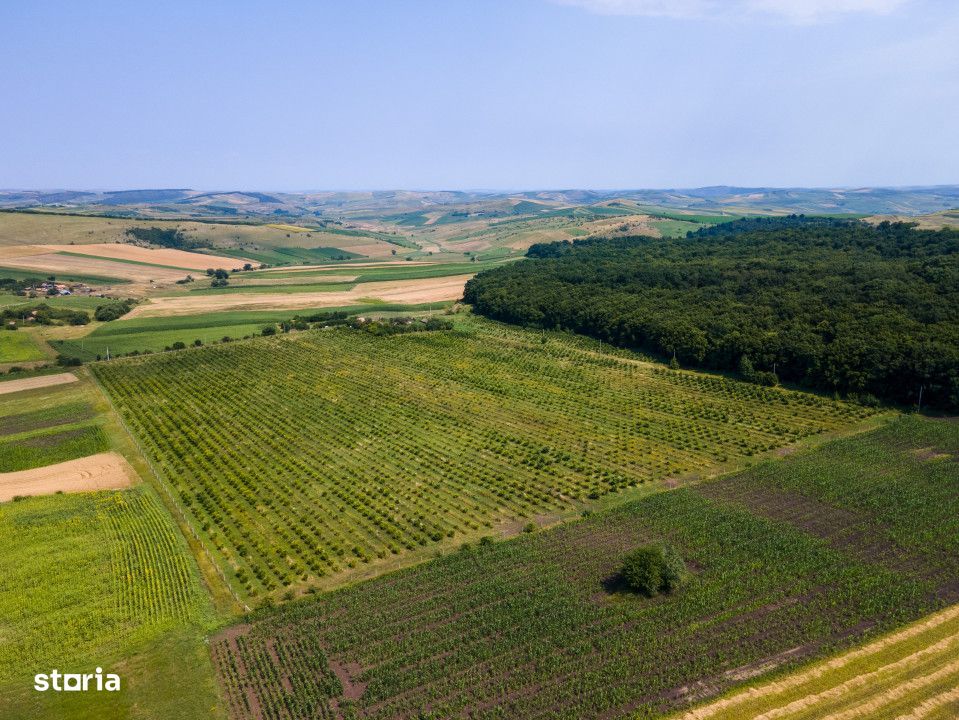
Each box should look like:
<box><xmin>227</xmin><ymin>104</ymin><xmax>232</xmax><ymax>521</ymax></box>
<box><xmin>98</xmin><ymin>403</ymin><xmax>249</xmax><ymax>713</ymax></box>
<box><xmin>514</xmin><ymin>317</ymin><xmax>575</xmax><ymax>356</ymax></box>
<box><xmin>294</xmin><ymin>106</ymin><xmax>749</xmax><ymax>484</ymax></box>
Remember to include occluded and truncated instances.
<box><xmin>1</xmin><ymin>0</ymin><xmax>956</xmax><ymax>190</ymax></box>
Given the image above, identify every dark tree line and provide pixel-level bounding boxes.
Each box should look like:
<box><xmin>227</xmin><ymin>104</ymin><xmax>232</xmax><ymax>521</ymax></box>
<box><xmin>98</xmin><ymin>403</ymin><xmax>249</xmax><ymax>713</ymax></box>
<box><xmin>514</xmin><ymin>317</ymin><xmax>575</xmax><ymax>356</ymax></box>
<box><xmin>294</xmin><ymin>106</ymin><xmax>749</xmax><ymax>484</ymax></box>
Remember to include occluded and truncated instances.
<box><xmin>463</xmin><ymin>217</ymin><xmax>959</xmax><ymax>410</ymax></box>
<box><xmin>1</xmin><ymin>303</ymin><xmax>89</xmax><ymax>326</ymax></box>
<box><xmin>125</xmin><ymin>226</ymin><xmax>207</xmax><ymax>250</ymax></box>
<box><xmin>93</xmin><ymin>299</ymin><xmax>135</xmax><ymax>322</ymax></box>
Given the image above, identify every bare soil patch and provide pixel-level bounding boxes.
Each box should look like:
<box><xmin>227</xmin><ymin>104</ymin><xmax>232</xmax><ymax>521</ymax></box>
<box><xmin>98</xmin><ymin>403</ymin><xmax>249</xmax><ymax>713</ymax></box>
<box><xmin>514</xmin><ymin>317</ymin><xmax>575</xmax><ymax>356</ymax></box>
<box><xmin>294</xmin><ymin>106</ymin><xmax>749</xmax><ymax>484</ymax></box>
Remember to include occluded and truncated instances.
<box><xmin>126</xmin><ymin>274</ymin><xmax>473</xmax><ymax>317</ymax></box>
<box><xmin>0</xmin><ymin>251</ymin><xmax>184</xmax><ymax>285</ymax></box>
<box><xmin>912</xmin><ymin>447</ymin><xmax>952</xmax><ymax>462</ymax></box>
<box><xmin>329</xmin><ymin>659</ymin><xmax>367</xmax><ymax>701</ymax></box>
<box><xmin>40</xmin><ymin>243</ymin><xmax>251</xmax><ymax>271</ymax></box>
<box><xmin>0</xmin><ymin>372</ymin><xmax>77</xmax><ymax>395</ymax></box>
<box><xmin>338</xmin><ymin>241</ymin><xmax>401</xmax><ymax>258</ymax></box>
<box><xmin>0</xmin><ymin>450</ymin><xmax>137</xmax><ymax>502</ymax></box>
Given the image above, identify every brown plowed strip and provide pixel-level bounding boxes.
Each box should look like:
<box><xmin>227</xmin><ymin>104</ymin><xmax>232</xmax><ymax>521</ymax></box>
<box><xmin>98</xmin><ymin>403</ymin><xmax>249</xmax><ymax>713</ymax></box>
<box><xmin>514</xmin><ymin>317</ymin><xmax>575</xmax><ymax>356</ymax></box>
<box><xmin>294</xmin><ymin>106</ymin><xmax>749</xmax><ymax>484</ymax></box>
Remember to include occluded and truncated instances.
<box><xmin>0</xmin><ymin>253</ymin><xmax>185</xmax><ymax>283</ymax></box>
<box><xmin>126</xmin><ymin>274</ymin><xmax>474</xmax><ymax>318</ymax></box>
<box><xmin>0</xmin><ymin>372</ymin><xmax>77</xmax><ymax>395</ymax></box>
<box><xmin>0</xmin><ymin>451</ymin><xmax>137</xmax><ymax>502</ymax></box>
<box><xmin>37</xmin><ymin>243</ymin><xmax>253</xmax><ymax>270</ymax></box>
<box><xmin>693</xmin><ymin>481</ymin><xmax>929</xmax><ymax>575</ymax></box>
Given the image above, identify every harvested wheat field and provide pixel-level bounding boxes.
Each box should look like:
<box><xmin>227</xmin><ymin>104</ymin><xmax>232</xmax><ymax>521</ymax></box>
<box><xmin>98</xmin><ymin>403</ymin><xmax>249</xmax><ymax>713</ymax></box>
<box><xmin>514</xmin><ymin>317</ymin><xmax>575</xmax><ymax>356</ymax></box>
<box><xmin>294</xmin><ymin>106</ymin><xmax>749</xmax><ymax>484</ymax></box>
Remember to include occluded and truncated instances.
<box><xmin>0</xmin><ymin>373</ymin><xmax>77</xmax><ymax>395</ymax></box>
<box><xmin>126</xmin><ymin>273</ymin><xmax>473</xmax><ymax>317</ymax></box>
<box><xmin>679</xmin><ymin>603</ymin><xmax>959</xmax><ymax>720</ymax></box>
<box><xmin>344</xmin><ymin>241</ymin><xmax>410</xmax><ymax>258</ymax></box>
<box><xmin>40</xmin><ymin>243</ymin><xmax>252</xmax><ymax>271</ymax></box>
<box><xmin>0</xmin><ymin>250</ymin><xmax>185</xmax><ymax>285</ymax></box>
<box><xmin>0</xmin><ymin>450</ymin><xmax>136</xmax><ymax>502</ymax></box>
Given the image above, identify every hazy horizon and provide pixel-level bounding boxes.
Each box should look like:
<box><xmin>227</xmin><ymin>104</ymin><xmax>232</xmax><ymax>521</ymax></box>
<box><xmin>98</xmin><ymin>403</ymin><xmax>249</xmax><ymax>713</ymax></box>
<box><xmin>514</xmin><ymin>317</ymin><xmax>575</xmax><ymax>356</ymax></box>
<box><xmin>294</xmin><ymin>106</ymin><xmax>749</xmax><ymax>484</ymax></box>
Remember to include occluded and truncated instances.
<box><xmin>5</xmin><ymin>183</ymin><xmax>959</xmax><ymax>194</ymax></box>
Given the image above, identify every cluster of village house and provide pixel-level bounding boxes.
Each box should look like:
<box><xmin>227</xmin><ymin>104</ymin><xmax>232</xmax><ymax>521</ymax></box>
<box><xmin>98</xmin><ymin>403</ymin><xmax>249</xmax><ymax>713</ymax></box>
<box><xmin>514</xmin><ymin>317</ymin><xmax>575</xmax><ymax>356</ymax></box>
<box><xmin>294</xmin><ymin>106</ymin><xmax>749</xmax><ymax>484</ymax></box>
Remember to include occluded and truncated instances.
<box><xmin>28</xmin><ymin>280</ymin><xmax>97</xmax><ymax>297</ymax></box>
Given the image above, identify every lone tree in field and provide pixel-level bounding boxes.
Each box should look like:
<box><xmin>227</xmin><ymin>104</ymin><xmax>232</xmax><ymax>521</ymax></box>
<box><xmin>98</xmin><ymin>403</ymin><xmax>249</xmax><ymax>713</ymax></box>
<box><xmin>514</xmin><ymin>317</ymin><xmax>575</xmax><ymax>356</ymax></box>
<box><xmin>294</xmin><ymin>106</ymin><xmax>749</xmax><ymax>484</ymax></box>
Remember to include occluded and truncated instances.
<box><xmin>621</xmin><ymin>544</ymin><xmax>686</xmax><ymax>596</ymax></box>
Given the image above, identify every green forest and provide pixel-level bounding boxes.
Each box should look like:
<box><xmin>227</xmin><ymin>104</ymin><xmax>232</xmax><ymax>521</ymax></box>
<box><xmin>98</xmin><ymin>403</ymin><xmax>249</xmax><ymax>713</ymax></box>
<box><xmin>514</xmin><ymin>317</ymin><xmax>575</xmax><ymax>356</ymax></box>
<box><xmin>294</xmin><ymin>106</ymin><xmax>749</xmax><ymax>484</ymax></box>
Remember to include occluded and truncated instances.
<box><xmin>463</xmin><ymin>217</ymin><xmax>959</xmax><ymax>409</ymax></box>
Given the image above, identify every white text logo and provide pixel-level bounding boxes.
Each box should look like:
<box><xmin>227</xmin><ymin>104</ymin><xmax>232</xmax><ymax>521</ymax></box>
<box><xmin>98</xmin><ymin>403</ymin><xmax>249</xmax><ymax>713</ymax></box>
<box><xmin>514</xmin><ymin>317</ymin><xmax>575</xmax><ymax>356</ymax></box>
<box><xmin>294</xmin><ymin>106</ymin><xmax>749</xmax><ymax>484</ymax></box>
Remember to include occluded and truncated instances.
<box><xmin>34</xmin><ymin>668</ymin><xmax>120</xmax><ymax>692</ymax></box>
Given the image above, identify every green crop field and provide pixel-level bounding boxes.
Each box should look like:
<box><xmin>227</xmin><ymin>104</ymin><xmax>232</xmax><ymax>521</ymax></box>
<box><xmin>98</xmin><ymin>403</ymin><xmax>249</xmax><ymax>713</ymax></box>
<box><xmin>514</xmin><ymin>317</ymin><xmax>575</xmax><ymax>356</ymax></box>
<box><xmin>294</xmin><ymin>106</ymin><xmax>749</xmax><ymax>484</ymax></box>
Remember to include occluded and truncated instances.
<box><xmin>251</xmin><ymin>259</ymin><xmax>505</xmax><ymax>283</ymax></box>
<box><xmin>0</xmin><ymin>487</ymin><xmax>221</xmax><ymax>719</ymax></box>
<box><xmin>651</xmin><ymin>219</ymin><xmax>704</xmax><ymax>237</ymax></box>
<box><xmin>215</xmin><ymin>245</ymin><xmax>363</xmax><ymax>265</ymax></box>
<box><xmin>93</xmin><ymin>316</ymin><xmax>874</xmax><ymax>600</ymax></box>
<box><xmin>0</xmin><ymin>266</ymin><xmax>130</xmax><ymax>285</ymax></box>
<box><xmin>185</xmin><ymin>281</ymin><xmax>357</xmax><ymax>295</ymax></box>
<box><xmin>0</xmin><ymin>330</ymin><xmax>45</xmax><ymax>363</ymax></box>
<box><xmin>0</xmin><ymin>424</ymin><xmax>108</xmax><ymax>472</ymax></box>
<box><xmin>0</xmin><ymin>393</ymin><xmax>109</xmax><ymax>471</ymax></box>
<box><xmin>52</xmin><ymin>302</ymin><xmax>454</xmax><ymax>360</ymax></box>
<box><xmin>208</xmin><ymin>415</ymin><xmax>958</xmax><ymax>720</ymax></box>
<box><xmin>0</xmin><ymin>401</ymin><xmax>95</xmax><ymax>435</ymax></box>
<box><xmin>55</xmin><ymin>251</ymin><xmax>197</xmax><ymax>273</ymax></box>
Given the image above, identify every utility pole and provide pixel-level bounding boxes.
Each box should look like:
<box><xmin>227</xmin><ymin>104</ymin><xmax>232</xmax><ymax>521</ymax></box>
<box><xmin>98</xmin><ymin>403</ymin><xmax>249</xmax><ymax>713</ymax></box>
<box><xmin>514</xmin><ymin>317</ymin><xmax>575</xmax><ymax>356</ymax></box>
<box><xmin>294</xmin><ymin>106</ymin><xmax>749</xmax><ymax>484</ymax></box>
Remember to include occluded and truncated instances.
<box><xmin>106</xmin><ymin>346</ymin><xmax>110</xmax><ymax>361</ymax></box>
<box><xmin>917</xmin><ymin>384</ymin><xmax>924</xmax><ymax>412</ymax></box>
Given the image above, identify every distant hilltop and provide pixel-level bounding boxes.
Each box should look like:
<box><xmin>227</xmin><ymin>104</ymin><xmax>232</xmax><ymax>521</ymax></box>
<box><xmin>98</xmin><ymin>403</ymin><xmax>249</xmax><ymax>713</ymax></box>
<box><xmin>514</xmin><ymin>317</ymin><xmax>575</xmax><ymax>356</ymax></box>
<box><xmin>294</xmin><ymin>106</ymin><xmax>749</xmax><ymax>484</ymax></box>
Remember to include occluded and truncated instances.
<box><xmin>1</xmin><ymin>185</ymin><xmax>957</xmax><ymax>219</ymax></box>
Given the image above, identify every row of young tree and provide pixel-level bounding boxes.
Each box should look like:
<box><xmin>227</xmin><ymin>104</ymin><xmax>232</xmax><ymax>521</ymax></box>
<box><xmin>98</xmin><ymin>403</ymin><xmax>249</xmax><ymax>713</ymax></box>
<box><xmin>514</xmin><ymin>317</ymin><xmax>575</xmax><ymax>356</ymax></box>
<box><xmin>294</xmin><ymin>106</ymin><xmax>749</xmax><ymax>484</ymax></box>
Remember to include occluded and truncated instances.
<box><xmin>463</xmin><ymin>217</ymin><xmax>959</xmax><ymax>410</ymax></box>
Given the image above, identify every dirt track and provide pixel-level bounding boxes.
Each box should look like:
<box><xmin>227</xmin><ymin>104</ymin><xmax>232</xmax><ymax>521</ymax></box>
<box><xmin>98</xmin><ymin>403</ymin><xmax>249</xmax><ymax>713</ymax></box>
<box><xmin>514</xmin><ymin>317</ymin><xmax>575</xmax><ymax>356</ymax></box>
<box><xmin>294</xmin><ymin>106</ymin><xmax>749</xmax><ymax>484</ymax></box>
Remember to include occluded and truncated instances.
<box><xmin>0</xmin><ymin>451</ymin><xmax>137</xmax><ymax>502</ymax></box>
<box><xmin>0</xmin><ymin>372</ymin><xmax>77</xmax><ymax>395</ymax></box>
<box><xmin>126</xmin><ymin>274</ymin><xmax>473</xmax><ymax>318</ymax></box>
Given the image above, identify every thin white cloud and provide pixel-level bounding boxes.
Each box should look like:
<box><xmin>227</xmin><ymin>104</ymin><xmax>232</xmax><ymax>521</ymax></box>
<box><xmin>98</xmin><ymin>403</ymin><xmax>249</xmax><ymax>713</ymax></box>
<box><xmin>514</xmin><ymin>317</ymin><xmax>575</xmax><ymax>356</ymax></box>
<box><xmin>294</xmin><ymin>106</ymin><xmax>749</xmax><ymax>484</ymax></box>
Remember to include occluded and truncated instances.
<box><xmin>554</xmin><ymin>0</ymin><xmax>910</xmax><ymax>23</ymax></box>
<box><xmin>746</xmin><ymin>0</ymin><xmax>908</xmax><ymax>23</ymax></box>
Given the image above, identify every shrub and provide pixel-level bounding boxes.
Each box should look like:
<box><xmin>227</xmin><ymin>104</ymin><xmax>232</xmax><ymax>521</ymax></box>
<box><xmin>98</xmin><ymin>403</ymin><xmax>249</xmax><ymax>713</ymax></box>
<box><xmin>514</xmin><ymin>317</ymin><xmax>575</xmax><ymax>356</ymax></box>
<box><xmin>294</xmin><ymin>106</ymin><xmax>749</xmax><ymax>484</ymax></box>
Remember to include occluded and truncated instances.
<box><xmin>621</xmin><ymin>544</ymin><xmax>686</xmax><ymax>596</ymax></box>
<box><xmin>94</xmin><ymin>300</ymin><xmax>135</xmax><ymax>322</ymax></box>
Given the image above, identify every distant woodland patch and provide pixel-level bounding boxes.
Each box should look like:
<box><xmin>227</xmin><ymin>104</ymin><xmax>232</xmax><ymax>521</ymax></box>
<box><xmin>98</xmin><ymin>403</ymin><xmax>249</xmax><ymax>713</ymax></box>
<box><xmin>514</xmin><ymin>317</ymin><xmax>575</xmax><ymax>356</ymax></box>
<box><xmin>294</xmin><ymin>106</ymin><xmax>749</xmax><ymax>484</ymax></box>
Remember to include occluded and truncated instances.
<box><xmin>464</xmin><ymin>217</ymin><xmax>959</xmax><ymax>409</ymax></box>
<box><xmin>125</xmin><ymin>226</ymin><xmax>207</xmax><ymax>250</ymax></box>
